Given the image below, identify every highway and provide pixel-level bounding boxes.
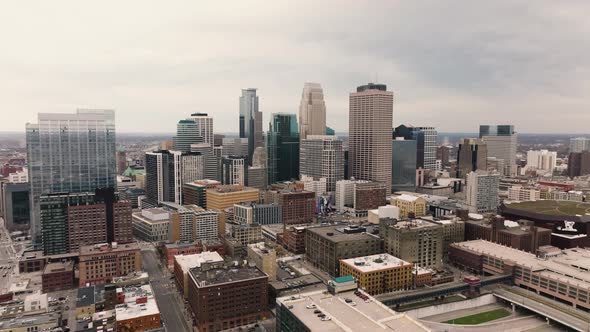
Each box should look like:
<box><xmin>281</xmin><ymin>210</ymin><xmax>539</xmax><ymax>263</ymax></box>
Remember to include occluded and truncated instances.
<box><xmin>141</xmin><ymin>248</ymin><xmax>191</xmax><ymax>332</ymax></box>
<box><xmin>494</xmin><ymin>287</ymin><xmax>590</xmax><ymax>332</ymax></box>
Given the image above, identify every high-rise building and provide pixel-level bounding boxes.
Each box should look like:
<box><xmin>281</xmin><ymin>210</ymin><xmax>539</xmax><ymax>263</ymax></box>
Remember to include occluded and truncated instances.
<box><xmin>233</xmin><ymin>202</ymin><xmax>282</xmax><ymax>225</ymax></box>
<box><xmin>188</xmin><ymin>113</ymin><xmax>214</xmax><ymax>146</ymax></box>
<box><xmin>26</xmin><ymin>109</ymin><xmax>116</xmax><ymax>245</ymax></box>
<box><xmin>437</xmin><ymin>145</ymin><xmax>453</xmax><ymax>168</ymax></box>
<box><xmin>144</xmin><ymin>150</ymin><xmax>203</xmax><ymax>206</ymax></box>
<box><xmin>40</xmin><ymin>189</ymin><xmax>132</xmax><ymax>255</ymax></box>
<box><xmin>222</xmin><ymin>156</ymin><xmax>247</xmax><ymax>186</ymax></box>
<box><xmin>221</xmin><ymin>137</ymin><xmax>249</xmax><ymax>158</ymax></box>
<box><xmin>299</xmin><ymin>135</ymin><xmax>344</xmax><ymax>192</ymax></box>
<box><xmin>349</xmin><ymin>83</ymin><xmax>393</xmax><ymax>193</ymax></box>
<box><xmin>393</xmin><ymin>125</ymin><xmax>437</xmax><ymax>171</ymax></box>
<box><xmin>392</xmin><ymin>138</ymin><xmax>417</xmax><ymax>192</ymax></box>
<box><xmin>239</xmin><ymin>88</ymin><xmax>264</xmax><ymax>164</ymax></box>
<box><xmin>567</xmin><ymin>151</ymin><xmax>590</xmax><ymax>178</ymax></box>
<box><xmin>267</xmin><ymin>113</ymin><xmax>300</xmax><ymax>183</ymax></box>
<box><xmin>173</xmin><ymin>120</ymin><xmax>202</xmax><ymax>152</ymax></box>
<box><xmin>298</xmin><ymin>82</ymin><xmax>326</xmax><ymax>140</ymax></box>
<box><xmin>116</xmin><ymin>148</ymin><xmax>127</xmax><ymax>175</ymax></box>
<box><xmin>247</xmin><ymin>146</ymin><xmax>268</xmax><ymax>190</ymax></box>
<box><xmin>569</xmin><ymin>137</ymin><xmax>590</xmax><ymax>153</ymax></box>
<box><xmin>456</xmin><ymin>138</ymin><xmax>487</xmax><ymax>178</ymax></box>
<box><xmin>466</xmin><ymin>171</ymin><xmax>500</xmax><ymax>213</ymax></box>
<box><xmin>182</xmin><ymin>179</ymin><xmax>221</xmax><ymax>207</ymax></box>
<box><xmin>525</xmin><ymin>150</ymin><xmax>557</xmax><ymax>173</ymax></box>
<box><xmin>190</xmin><ymin>143</ymin><xmax>218</xmax><ymax>180</ymax></box>
<box><xmin>479</xmin><ymin>125</ymin><xmax>517</xmax><ymax>176</ymax></box>
<box><xmin>0</xmin><ymin>181</ymin><xmax>30</xmax><ymax>231</ymax></box>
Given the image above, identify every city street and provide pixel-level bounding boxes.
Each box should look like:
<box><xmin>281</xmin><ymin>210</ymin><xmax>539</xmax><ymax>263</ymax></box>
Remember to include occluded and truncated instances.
<box><xmin>141</xmin><ymin>247</ymin><xmax>191</xmax><ymax>332</ymax></box>
<box><xmin>0</xmin><ymin>217</ymin><xmax>18</xmax><ymax>294</ymax></box>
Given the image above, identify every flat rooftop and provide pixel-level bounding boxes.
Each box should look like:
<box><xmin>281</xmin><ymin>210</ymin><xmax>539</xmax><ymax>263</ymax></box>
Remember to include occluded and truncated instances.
<box><xmin>390</xmin><ymin>219</ymin><xmax>440</xmax><ymax>230</ymax></box>
<box><xmin>190</xmin><ymin>266</ymin><xmax>266</xmax><ymax>287</ymax></box>
<box><xmin>174</xmin><ymin>252</ymin><xmax>224</xmax><ymax>273</ymax></box>
<box><xmin>247</xmin><ymin>242</ymin><xmax>275</xmax><ymax>256</ymax></box>
<box><xmin>277</xmin><ymin>290</ymin><xmax>429</xmax><ymax>331</ymax></box>
<box><xmin>307</xmin><ymin>225</ymin><xmax>380</xmax><ymax>243</ymax></box>
<box><xmin>43</xmin><ymin>261</ymin><xmax>73</xmax><ymax>274</ymax></box>
<box><xmin>340</xmin><ymin>254</ymin><xmax>412</xmax><ymax>273</ymax></box>
<box><xmin>115</xmin><ymin>285</ymin><xmax>160</xmax><ymax>321</ymax></box>
<box><xmin>504</xmin><ymin>200</ymin><xmax>590</xmax><ymax>216</ymax></box>
<box><xmin>80</xmin><ymin>242</ymin><xmax>139</xmax><ymax>255</ymax></box>
<box><xmin>0</xmin><ymin>312</ymin><xmax>59</xmax><ymax>329</ymax></box>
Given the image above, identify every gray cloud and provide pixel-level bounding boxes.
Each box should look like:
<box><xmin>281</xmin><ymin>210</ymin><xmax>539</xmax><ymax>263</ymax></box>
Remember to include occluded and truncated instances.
<box><xmin>0</xmin><ymin>0</ymin><xmax>589</xmax><ymax>134</ymax></box>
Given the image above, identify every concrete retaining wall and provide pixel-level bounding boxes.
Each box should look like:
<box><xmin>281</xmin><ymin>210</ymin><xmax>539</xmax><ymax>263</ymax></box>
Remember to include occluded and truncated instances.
<box><xmin>404</xmin><ymin>294</ymin><xmax>497</xmax><ymax>319</ymax></box>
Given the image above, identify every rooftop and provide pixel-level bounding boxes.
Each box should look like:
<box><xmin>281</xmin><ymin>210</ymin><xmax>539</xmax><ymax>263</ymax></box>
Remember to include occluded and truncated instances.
<box><xmin>189</xmin><ymin>266</ymin><xmax>267</xmax><ymax>287</ymax></box>
<box><xmin>504</xmin><ymin>200</ymin><xmax>590</xmax><ymax>216</ymax></box>
<box><xmin>43</xmin><ymin>261</ymin><xmax>74</xmax><ymax>274</ymax></box>
<box><xmin>115</xmin><ymin>285</ymin><xmax>160</xmax><ymax>321</ymax></box>
<box><xmin>207</xmin><ymin>185</ymin><xmax>258</xmax><ymax>194</ymax></box>
<box><xmin>0</xmin><ymin>312</ymin><xmax>59</xmax><ymax>330</ymax></box>
<box><xmin>247</xmin><ymin>242</ymin><xmax>276</xmax><ymax>256</ymax></box>
<box><xmin>392</xmin><ymin>194</ymin><xmax>421</xmax><ymax>202</ymax></box>
<box><xmin>307</xmin><ymin>225</ymin><xmax>380</xmax><ymax>243</ymax></box>
<box><xmin>174</xmin><ymin>252</ymin><xmax>224</xmax><ymax>273</ymax></box>
<box><xmin>80</xmin><ymin>242</ymin><xmax>139</xmax><ymax>255</ymax></box>
<box><xmin>390</xmin><ymin>219</ymin><xmax>441</xmax><ymax>230</ymax></box>
<box><xmin>277</xmin><ymin>289</ymin><xmax>429</xmax><ymax>331</ymax></box>
<box><xmin>340</xmin><ymin>254</ymin><xmax>412</xmax><ymax>273</ymax></box>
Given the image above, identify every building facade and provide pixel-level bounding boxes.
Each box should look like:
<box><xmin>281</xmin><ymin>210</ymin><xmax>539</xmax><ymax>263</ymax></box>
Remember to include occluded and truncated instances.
<box><xmin>299</xmin><ymin>135</ymin><xmax>344</xmax><ymax>192</ymax></box>
<box><xmin>394</xmin><ymin>125</ymin><xmax>438</xmax><ymax>171</ymax></box>
<box><xmin>456</xmin><ymin>138</ymin><xmax>487</xmax><ymax>178</ymax></box>
<box><xmin>392</xmin><ymin>138</ymin><xmax>417</xmax><ymax>192</ymax></box>
<box><xmin>239</xmin><ymin>88</ymin><xmax>264</xmax><ymax>164</ymax></box>
<box><xmin>299</xmin><ymin>82</ymin><xmax>327</xmax><ymax>140</ymax></box>
<box><xmin>78</xmin><ymin>243</ymin><xmax>142</xmax><ymax>286</ymax></box>
<box><xmin>349</xmin><ymin>83</ymin><xmax>393</xmax><ymax>193</ymax></box>
<box><xmin>480</xmin><ymin>125</ymin><xmax>517</xmax><ymax>176</ymax></box>
<box><xmin>267</xmin><ymin>113</ymin><xmax>300</xmax><ymax>183</ymax></box>
<box><xmin>466</xmin><ymin>171</ymin><xmax>500</xmax><ymax>213</ymax></box>
<box><xmin>380</xmin><ymin>219</ymin><xmax>443</xmax><ymax>269</ymax></box>
<box><xmin>339</xmin><ymin>254</ymin><xmax>413</xmax><ymax>295</ymax></box>
<box><xmin>26</xmin><ymin>109</ymin><xmax>116</xmax><ymax>245</ymax></box>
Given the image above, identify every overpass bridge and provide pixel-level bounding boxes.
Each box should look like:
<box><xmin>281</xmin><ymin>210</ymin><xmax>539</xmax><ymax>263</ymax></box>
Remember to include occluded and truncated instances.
<box><xmin>494</xmin><ymin>287</ymin><xmax>590</xmax><ymax>332</ymax></box>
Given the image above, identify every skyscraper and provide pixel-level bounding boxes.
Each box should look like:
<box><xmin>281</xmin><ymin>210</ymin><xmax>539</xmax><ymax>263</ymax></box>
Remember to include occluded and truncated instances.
<box><xmin>188</xmin><ymin>113</ymin><xmax>214</xmax><ymax>146</ymax></box>
<box><xmin>239</xmin><ymin>88</ymin><xmax>264</xmax><ymax>164</ymax></box>
<box><xmin>456</xmin><ymin>138</ymin><xmax>487</xmax><ymax>178</ymax></box>
<box><xmin>26</xmin><ymin>109</ymin><xmax>116</xmax><ymax>245</ymax></box>
<box><xmin>349</xmin><ymin>83</ymin><xmax>393</xmax><ymax>193</ymax></box>
<box><xmin>569</xmin><ymin>137</ymin><xmax>590</xmax><ymax>153</ymax></box>
<box><xmin>298</xmin><ymin>83</ymin><xmax>326</xmax><ymax>140</ymax></box>
<box><xmin>392</xmin><ymin>138</ymin><xmax>417</xmax><ymax>192</ymax></box>
<box><xmin>190</xmin><ymin>143</ymin><xmax>218</xmax><ymax>180</ymax></box>
<box><xmin>173</xmin><ymin>120</ymin><xmax>202</xmax><ymax>152</ymax></box>
<box><xmin>144</xmin><ymin>150</ymin><xmax>203</xmax><ymax>206</ymax></box>
<box><xmin>479</xmin><ymin>125</ymin><xmax>517</xmax><ymax>176</ymax></box>
<box><xmin>393</xmin><ymin>125</ymin><xmax>437</xmax><ymax>170</ymax></box>
<box><xmin>248</xmin><ymin>147</ymin><xmax>268</xmax><ymax>190</ymax></box>
<box><xmin>299</xmin><ymin>135</ymin><xmax>343</xmax><ymax>192</ymax></box>
<box><xmin>526</xmin><ymin>150</ymin><xmax>557</xmax><ymax>173</ymax></box>
<box><xmin>222</xmin><ymin>156</ymin><xmax>247</xmax><ymax>186</ymax></box>
<box><xmin>267</xmin><ymin>113</ymin><xmax>300</xmax><ymax>184</ymax></box>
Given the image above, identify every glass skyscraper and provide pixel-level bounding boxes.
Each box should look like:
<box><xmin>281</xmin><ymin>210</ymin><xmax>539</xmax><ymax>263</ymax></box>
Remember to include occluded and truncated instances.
<box><xmin>239</xmin><ymin>88</ymin><xmax>264</xmax><ymax>164</ymax></box>
<box><xmin>26</xmin><ymin>109</ymin><xmax>116</xmax><ymax>245</ymax></box>
<box><xmin>392</xmin><ymin>139</ymin><xmax>417</xmax><ymax>192</ymax></box>
<box><xmin>267</xmin><ymin>113</ymin><xmax>299</xmax><ymax>184</ymax></box>
<box><xmin>174</xmin><ymin>119</ymin><xmax>202</xmax><ymax>152</ymax></box>
<box><xmin>394</xmin><ymin>125</ymin><xmax>437</xmax><ymax>171</ymax></box>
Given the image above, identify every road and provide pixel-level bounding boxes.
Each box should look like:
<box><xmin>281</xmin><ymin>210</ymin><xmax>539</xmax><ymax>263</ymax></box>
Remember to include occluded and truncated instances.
<box><xmin>141</xmin><ymin>248</ymin><xmax>191</xmax><ymax>332</ymax></box>
<box><xmin>0</xmin><ymin>217</ymin><xmax>18</xmax><ymax>293</ymax></box>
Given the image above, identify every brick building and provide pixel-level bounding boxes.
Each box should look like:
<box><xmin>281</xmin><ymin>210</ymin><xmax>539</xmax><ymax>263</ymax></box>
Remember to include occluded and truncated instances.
<box><xmin>79</xmin><ymin>242</ymin><xmax>141</xmax><ymax>286</ymax></box>
<box><xmin>41</xmin><ymin>261</ymin><xmax>74</xmax><ymax>293</ymax></box>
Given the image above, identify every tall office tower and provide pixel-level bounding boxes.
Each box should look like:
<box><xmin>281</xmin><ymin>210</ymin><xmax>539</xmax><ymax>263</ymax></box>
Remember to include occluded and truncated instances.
<box><xmin>222</xmin><ymin>156</ymin><xmax>247</xmax><ymax>186</ymax></box>
<box><xmin>569</xmin><ymin>137</ymin><xmax>590</xmax><ymax>153</ymax></box>
<box><xmin>526</xmin><ymin>150</ymin><xmax>557</xmax><ymax>173</ymax></box>
<box><xmin>213</xmin><ymin>146</ymin><xmax>223</xmax><ymax>181</ymax></box>
<box><xmin>267</xmin><ymin>113</ymin><xmax>300</xmax><ymax>184</ymax></box>
<box><xmin>479</xmin><ymin>125</ymin><xmax>517</xmax><ymax>176</ymax></box>
<box><xmin>248</xmin><ymin>147</ymin><xmax>268</xmax><ymax>190</ymax></box>
<box><xmin>299</xmin><ymin>135</ymin><xmax>343</xmax><ymax>192</ymax></box>
<box><xmin>392</xmin><ymin>138</ymin><xmax>417</xmax><ymax>192</ymax></box>
<box><xmin>239</xmin><ymin>88</ymin><xmax>264</xmax><ymax>164</ymax></box>
<box><xmin>393</xmin><ymin>125</ymin><xmax>438</xmax><ymax>170</ymax></box>
<box><xmin>298</xmin><ymin>82</ymin><xmax>326</xmax><ymax>140</ymax></box>
<box><xmin>144</xmin><ymin>150</ymin><xmax>203</xmax><ymax>206</ymax></box>
<box><xmin>187</xmin><ymin>113</ymin><xmax>214</xmax><ymax>146</ymax></box>
<box><xmin>213</xmin><ymin>134</ymin><xmax>225</xmax><ymax>147</ymax></box>
<box><xmin>466</xmin><ymin>171</ymin><xmax>500</xmax><ymax>213</ymax></box>
<box><xmin>173</xmin><ymin>120</ymin><xmax>202</xmax><ymax>152</ymax></box>
<box><xmin>190</xmin><ymin>144</ymin><xmax>218</xmax><ymax>180</ymax></box>
<box><xmin>456</xmin><ymin>138</ymin><xmax>488</xmax><ymax>178</ymax></box>
<box><xmin>349</xmin><ymin>83</ymin><xmax>393</xmax><ymax>193</ymax></box>
<box><xmin>436</xmin><ymin>145</ymin><xmax>452</xmax><ymax>168</ymax></box>
<box><xmin>116</xmin><ymin>148</ymin><xmax>127</xmax><ymax>175</ymax></box>
<box><xmin>26</xmin><ymin>109</ymin><xmax>116</xmax><ymax>245</ymax></box>
<box><xmin>222</xmin><ymin>137</ymin><xmax>249</xmax><ymax>157</ymax></box>
<box><xmin>567</xmin><ymin>151</ymin><xmax>590</xmax><ymax>178</ymax></box>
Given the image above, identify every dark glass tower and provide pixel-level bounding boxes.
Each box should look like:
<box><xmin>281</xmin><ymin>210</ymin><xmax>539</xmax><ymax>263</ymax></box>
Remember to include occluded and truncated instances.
<box><xmin>267</xmin><ymin>113</ymin><xmax>300</xmax><ymax>184</ymax></box>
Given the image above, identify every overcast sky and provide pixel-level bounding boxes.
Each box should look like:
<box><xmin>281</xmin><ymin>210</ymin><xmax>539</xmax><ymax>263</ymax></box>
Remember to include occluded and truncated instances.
<box><xmin>1</xmin><ymin>1</ymin><xmax>589</xmax><ymax>134</ymax></box>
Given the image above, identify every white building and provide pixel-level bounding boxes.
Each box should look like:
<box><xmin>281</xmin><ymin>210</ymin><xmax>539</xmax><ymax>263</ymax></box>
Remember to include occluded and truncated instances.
<box><xmin>335</xmin><ymin>179</ymin><xmax>370</xmax><ymax>212</ymax></box>
<box><xmin>466</xmin><ymin>171</ymin><xmax>500</xmax><ymax>213</ymax></box>
<box><xmin>132</xmin><ymin>208</ymin><xmax>170</xmax><ymax>242</ymax></box>
<box><xmin>508</xmin><ymin>185</ymin><xmax>541</xmax><ymax>201</ymax></box>
<box><xmin>194</xmin><ymin>209</ymin><xmax>219</xmax><ymax>241</ymax></box>
<box><xmin>299</xmin><ymin>82</ymin><xmax>327</xmax><ymax>140</ymax></box>
<box><xmin>187</xmin><ymin>113</ymin><xmax>214</xmax><ymax>146</ymax></box>
<box><xmin>367</xmin><ymin>205</ymin><xmax>400</xmax><ymax>224</ymax></box>
<box><xmin>7</xmin><ymin>168</ymin><xmax>28</xmax><ymax>183</ymax></box>
<box><xmin>299</xmin><ymin>135</ymin><xmax>344</xmax><ymax>192</ymax></box>
<box><xmin>526</xmin><ymin>150</ymin><xmax>557</xmax><ymax>173</ymax></box>
<box><xmin>300</xmin><ymin>175</ymin><xmax>327</xmax><ymax>195</ymax></box>
<box><xmin>480</xmin><ymin>125</ymin><xmax>517</xmax><ymax>176</ymax></box>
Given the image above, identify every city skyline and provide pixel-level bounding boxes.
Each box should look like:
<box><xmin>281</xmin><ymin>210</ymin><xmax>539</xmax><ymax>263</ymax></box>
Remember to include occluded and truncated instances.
<box><xmin>2</xmin><ymin>1</ymin><xmax>590</xmax><ymax>134</ymax></box>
